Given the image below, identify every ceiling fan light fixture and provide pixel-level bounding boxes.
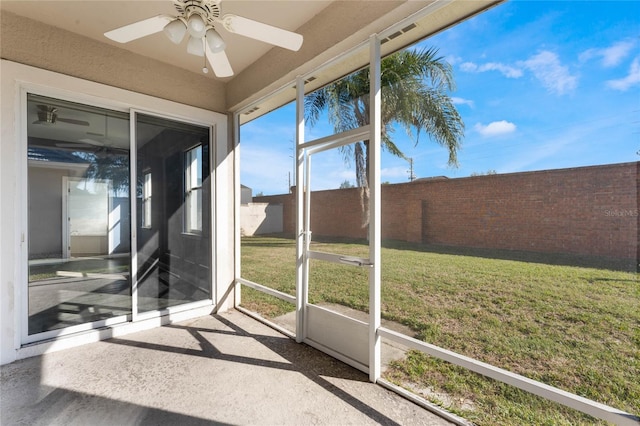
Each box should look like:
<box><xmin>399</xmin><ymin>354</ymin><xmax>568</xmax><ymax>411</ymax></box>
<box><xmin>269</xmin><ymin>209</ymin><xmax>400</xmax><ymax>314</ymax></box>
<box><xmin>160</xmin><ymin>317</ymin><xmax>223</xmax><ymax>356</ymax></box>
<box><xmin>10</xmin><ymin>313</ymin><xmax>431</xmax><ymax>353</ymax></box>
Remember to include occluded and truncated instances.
<box><xmin>187</xmin><ymin>36</ymin><xmax>205</xmax><ymax>56</ymax></box>
<box><xmin>205</xmin><ymin>28</ymin><xmax>226</xmax><ymax>53</ymax></box>
<box><xmin>163</xmin><ymin>18</ymin><xmax>187</xmax><ymax>44</ymax></box>
<box><xmin>187</xmin><ymin>13</ymin><xmax>207</xmax><ymax>38</ymax></box>
<box><xmin>103</xmin><ymin>1</ymin><xmax>303</xmax><ymax>76</ymax></box>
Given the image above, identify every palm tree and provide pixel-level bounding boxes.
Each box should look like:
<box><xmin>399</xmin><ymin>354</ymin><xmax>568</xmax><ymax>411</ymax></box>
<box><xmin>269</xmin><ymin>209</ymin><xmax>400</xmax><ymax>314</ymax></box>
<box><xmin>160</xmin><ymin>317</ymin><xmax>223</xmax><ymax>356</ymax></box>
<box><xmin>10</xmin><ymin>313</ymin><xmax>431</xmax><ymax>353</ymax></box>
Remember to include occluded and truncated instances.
<box><xmin>305</xmin><ymin>47</ymin><xmax>464</xmax><ymax>225</ymax></box>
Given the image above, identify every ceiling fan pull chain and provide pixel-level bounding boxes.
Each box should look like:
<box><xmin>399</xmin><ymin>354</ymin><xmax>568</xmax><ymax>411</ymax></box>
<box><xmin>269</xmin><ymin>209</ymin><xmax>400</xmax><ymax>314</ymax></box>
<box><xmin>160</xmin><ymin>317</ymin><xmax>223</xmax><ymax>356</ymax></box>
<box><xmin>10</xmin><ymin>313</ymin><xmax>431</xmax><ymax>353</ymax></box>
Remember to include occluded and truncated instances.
<box><xmin>203</xmin><ymin>53</ymin><xmax>209</xmax><ymax>74</ymax></box>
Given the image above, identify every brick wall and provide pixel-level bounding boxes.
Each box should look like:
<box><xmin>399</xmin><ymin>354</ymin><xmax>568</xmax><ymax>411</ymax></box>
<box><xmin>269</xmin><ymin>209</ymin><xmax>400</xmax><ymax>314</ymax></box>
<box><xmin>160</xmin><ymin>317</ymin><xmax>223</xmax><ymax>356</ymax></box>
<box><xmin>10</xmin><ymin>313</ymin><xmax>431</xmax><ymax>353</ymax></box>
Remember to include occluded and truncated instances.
<box><xmin>254</xmin><ymin>162</ymin><xmax>639</xmax><ymax>261</ymax></box>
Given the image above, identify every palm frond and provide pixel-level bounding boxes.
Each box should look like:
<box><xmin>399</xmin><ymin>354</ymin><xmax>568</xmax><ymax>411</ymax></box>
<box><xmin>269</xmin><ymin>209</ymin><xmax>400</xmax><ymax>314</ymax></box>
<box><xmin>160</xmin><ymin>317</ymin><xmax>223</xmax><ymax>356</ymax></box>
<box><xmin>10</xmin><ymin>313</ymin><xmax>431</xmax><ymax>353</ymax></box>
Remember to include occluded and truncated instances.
<box><xmin>304</xmin><ymin>45</ymin><xmax>464</xmax><ymax>225</ymax></box>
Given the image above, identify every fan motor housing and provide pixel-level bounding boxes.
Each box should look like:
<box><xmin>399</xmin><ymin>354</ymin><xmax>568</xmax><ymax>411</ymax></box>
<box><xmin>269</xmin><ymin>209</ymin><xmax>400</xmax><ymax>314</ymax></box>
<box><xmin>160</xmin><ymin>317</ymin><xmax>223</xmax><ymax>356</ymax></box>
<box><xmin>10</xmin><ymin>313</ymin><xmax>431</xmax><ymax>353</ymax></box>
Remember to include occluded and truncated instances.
<box><xmin>37</xmin><ymin>106</ymin><xmax>58</xmax><ymax>123</ymax></box>
<box><xmin>174</xmin><ymin>0</ymin><xmax>220</xmax><ymax>25</ymax></box>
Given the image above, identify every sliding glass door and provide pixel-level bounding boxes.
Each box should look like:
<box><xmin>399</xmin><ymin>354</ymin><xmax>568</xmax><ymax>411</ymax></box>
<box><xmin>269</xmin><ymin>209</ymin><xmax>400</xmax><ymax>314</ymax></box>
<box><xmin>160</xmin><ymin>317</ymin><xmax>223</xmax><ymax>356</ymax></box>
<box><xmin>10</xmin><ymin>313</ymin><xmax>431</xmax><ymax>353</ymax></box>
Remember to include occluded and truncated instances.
<box><xmin>134</xmin><ymin>114</ymin><xmax>212</xmax><ymax>313</ymax></box>
<box><xmin>26</xmin><ymin>94</ymin><xmax>213</xmax><ymax>337</ymax></box>
<box><xmin>27</xmin><ymin>94</ymin><xmax>131</xmax><ymax>334</ymax></box>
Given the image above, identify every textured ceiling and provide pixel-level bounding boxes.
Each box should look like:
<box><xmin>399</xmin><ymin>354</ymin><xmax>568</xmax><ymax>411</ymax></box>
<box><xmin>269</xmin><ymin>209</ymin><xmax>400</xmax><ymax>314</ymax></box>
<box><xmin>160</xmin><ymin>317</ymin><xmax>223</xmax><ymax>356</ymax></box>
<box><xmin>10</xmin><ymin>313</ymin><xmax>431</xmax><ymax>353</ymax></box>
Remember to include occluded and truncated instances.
<box><xmin>1</xmin><ymin>0</ymin><xmax>331</xmax><ymax>81</ymax></box>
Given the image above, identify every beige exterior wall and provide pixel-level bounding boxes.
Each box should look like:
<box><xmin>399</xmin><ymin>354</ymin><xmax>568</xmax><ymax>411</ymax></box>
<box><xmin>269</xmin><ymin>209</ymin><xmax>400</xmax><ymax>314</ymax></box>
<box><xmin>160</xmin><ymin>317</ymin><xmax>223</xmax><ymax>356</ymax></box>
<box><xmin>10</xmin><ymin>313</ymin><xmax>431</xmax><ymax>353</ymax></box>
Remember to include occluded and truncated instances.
<box><xmin>0</xmin><ymin>11</ymin><xmax>226</xmax><ymax>113</ymax></box>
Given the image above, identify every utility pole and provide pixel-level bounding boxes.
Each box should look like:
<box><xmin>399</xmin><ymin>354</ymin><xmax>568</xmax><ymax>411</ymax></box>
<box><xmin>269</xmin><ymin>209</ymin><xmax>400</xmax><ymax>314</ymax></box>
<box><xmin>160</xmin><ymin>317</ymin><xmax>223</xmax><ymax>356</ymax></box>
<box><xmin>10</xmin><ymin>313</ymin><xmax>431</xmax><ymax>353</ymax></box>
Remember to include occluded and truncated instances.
<box><xmin>407</xmin><ymin>158</ymin><xmax>416</xmax><ymax>182</ymax></box>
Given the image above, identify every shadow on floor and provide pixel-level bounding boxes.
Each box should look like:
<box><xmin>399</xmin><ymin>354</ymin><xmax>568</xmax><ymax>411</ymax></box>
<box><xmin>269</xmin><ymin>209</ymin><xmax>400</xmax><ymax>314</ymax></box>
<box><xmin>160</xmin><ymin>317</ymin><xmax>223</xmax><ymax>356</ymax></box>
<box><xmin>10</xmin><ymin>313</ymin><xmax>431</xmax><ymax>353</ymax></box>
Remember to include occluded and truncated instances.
<box><xmin>107</xmin><ymin>314</ymin><xmax>402</xmax><ymax>425</ymax></box>
<box><xmin>2</xmin><ymin>311</ymin><xmax>452</xmax><ymax>425</ymax></box>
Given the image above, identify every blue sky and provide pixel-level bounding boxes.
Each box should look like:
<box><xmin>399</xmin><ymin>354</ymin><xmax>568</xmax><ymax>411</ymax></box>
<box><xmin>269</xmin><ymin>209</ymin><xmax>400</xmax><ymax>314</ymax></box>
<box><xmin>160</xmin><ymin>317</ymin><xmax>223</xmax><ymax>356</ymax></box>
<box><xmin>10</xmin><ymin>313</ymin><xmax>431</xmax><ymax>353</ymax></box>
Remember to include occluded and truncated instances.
<box><xmin>240</xmin><ymin>1</ymin><xmax>639</xmax><ymax>195</ymax></box>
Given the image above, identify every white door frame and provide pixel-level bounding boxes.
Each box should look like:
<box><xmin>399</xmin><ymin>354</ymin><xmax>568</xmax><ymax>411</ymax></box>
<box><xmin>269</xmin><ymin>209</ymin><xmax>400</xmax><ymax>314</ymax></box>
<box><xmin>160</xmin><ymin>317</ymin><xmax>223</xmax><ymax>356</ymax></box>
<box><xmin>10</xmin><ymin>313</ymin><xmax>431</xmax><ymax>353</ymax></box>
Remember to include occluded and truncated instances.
<box><xmin>13</xmin><ymin>66</ymin><xmax>226</xmax><ymax>348</ymax></box>
<box><xmin>294</xmin><ymin>36</ymin><xmax>382</xmax><ymax>376</ymax></box>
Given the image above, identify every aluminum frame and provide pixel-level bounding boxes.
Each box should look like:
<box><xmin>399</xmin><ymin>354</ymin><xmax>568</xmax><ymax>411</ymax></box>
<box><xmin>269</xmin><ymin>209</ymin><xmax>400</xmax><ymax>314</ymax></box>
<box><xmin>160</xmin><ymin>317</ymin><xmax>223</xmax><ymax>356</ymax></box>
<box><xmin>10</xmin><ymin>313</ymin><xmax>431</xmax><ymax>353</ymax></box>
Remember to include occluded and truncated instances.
<box><xmin>232</xmin><ymin>3</ymin><xmax>639</xmax><ymax>423</ymax></box>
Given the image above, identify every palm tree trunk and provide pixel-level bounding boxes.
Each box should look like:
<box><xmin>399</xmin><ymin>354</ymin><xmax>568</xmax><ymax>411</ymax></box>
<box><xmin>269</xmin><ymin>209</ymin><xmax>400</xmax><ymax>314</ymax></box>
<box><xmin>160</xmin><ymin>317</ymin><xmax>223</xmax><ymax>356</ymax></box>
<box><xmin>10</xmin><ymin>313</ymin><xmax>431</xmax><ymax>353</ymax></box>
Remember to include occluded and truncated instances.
<box><xmin>354</xmin><ymin>140</ymin><xmax>370</xmax><ymax>228</ymax></box>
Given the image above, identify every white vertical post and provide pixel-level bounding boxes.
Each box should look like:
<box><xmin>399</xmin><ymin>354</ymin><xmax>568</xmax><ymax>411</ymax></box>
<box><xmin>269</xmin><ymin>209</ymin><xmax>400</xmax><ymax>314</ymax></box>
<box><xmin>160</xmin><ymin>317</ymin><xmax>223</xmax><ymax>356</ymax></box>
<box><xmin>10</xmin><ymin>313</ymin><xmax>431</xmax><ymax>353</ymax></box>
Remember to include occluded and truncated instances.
<box><xmin>302</xmin><ymin>150</ymin><xmax>312</xmax><ymax>341</ymax></box>
<box><xmin>129</xmin><ymin>110</ymin><xmax>138</xmax><ymax>321</ymax></box>
<box><xmin>369</xmin><ymin>35</ymin><xmax>382</xmax><ymax>382</ymax></box>
<box><xmin>295</xmin><ymin>77</ymin><xmax>306</xmax><ymax>343</ymax></box>
<box><xmin>233</xmin><ymin>113</ymin><xmax>241</xmax><ymax>308</ymax></box>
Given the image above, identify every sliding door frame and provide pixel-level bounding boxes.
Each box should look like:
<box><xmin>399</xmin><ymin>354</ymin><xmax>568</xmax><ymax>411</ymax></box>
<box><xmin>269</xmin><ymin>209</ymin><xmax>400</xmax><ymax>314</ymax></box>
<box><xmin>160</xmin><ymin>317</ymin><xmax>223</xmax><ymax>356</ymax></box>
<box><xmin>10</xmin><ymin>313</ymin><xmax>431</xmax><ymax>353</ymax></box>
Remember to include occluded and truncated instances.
<box><xmin>130</xmin><ymin>108</ymin><xmax>217</xmax><ymax>323</ymax></box>
<box><xmin>18</xmin><ymin>81</ymin><xmax>221</xmax><ymax>345</ymax></box>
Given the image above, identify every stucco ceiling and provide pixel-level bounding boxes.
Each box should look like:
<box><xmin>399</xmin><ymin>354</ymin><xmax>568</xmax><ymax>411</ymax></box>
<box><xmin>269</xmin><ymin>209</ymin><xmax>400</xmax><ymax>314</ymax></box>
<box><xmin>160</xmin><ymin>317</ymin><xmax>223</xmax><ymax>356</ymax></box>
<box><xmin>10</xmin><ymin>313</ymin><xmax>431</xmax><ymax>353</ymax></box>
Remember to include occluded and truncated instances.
<box><xmin>1</xmin><ymin>0</ymin><xmax>331</xmax><ymax>80</ymax></box>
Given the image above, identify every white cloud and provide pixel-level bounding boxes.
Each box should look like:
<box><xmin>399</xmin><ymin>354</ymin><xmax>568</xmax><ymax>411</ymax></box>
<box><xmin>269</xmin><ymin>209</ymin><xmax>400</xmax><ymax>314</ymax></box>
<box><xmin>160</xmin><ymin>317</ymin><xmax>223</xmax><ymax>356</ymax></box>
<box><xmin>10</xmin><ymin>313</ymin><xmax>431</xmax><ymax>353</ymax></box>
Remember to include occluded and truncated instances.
<box><xmin>460</xmin><ymin>61</ymin><xmax>523</xmax><ymax>78</ymax></box>
<box><xmin>478</xmin><ymin>62</ymin><xmax>523</xmax><ymax>78</ymax></box>
<box><xmin>474</xmin><ymin>120</ymin><xmax>517</xmax><ymax>137</ymax></box>
<box><xmin>381</xmin><ymin>166</ymin><xmax>410</xmax><ymax>180</ymax></box>
<box><xmin>460</xmin><ymin>62</ymin><xmax>478</xmax><ymax>72</ymax></box>
<box><xmin>519</xmin><ymin>51</ymin><xmax>578</xmax><ymax>95</ymax></box>
<box><xmin>580</xmin><ymin>40</ymin><xmax>636</xmax><ymax>67</ymax></box>
<box><xmin>498</xmin><ymin>115</ymin><xmax>619</xmax><ymax>174</ymax></box>
<box><xmin>606</xmin><ymin>57</ymin><xmax>640</xmax><ymax>91</ymax></box>
<box><xmin>445</xmin><ymin>55</ymin><xmax>463</xmax><ymax>66</ymax></box>
<box><xmin>451</xmin><ymin>97</ymin><xmax>475</xmax><ymax>108</ymax></box>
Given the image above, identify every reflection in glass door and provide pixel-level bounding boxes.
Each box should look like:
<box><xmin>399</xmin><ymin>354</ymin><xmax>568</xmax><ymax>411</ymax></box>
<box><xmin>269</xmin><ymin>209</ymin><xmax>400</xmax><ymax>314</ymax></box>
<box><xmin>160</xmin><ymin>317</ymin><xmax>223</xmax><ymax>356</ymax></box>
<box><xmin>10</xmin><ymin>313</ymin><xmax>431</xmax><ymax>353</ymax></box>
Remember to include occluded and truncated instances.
<box><xmin>26</xmin><ymin>94</ymin><xmax>213</xmax><ymax>337</ymax></box>
<box><xmin>66</xmin><ymin>177</ymin><xmax>110</xmax><ymax>258</ymax></box>
<box><xmin>27</xmin><ymin>93</ymin><xmax>131</xmax><ymax>335</ymax></box>
<box><xmin>135</xmin><ymin>114</ymin><xmax>212</xmax><ymax>313</ymax></box>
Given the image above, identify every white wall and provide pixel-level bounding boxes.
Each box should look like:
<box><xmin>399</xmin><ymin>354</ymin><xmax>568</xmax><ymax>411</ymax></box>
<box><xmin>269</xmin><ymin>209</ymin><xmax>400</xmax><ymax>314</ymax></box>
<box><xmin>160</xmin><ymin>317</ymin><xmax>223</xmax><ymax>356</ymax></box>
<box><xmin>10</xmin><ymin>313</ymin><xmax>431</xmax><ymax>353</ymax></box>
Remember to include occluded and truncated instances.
<box><xmin>240</xmin><ymin>203</ymin><xmax>283</xmax><ymax>236</ymax></box>
<box><xmin>0</xmin><ymin>60</ymin><xmax>232</xmax><ymax>365</ymax></box>
<box><xmin>28</xmin><ymin>167</ymin><xmax>65</xmax><ymax>258</ymax></box>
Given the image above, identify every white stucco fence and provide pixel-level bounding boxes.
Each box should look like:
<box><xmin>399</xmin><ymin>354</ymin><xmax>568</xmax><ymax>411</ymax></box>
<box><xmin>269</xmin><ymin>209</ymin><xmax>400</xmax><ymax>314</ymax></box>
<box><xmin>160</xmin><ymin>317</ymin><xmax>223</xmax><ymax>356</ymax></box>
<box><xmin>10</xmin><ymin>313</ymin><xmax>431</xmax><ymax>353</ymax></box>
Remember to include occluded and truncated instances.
<box><xmin>240</xmin><ymin>203</ymin><xmax>283</xmax><ymax>236</ymax></box>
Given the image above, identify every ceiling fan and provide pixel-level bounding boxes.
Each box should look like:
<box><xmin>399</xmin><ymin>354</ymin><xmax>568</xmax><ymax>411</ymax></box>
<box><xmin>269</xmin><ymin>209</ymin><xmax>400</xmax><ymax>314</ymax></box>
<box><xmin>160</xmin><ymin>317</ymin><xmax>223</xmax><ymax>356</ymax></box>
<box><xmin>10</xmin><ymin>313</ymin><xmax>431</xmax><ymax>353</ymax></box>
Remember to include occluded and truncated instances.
<box><xmin>56</xmin><ymin>138</ymin><xmax>128</xmax><ymax>156</ymax></box>
<box><xmin>33</xmin><ymin>105</ymin><xmax>90</xmax><ymax>126</ymax></box>
<box><xmin>104</xmin><ymin>0</ymin><xmax>304</xmax><ymax>78</ymax></box>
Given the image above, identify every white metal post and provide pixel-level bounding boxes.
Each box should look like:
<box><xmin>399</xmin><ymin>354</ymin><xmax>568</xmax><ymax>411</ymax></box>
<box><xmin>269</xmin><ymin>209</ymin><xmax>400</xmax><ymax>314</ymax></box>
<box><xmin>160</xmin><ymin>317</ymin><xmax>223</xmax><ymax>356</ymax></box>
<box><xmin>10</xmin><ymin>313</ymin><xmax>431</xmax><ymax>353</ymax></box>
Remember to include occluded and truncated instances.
<box><xmin>369</xmin><ymin>35</ymin><xmax>382</xmax><ymax>382</ymax></box>
<box><xmin>129</xmin><ymin>110</ymin><xmax>139</xmax><ymax>321</ymax></box>
<box><xmin>295</xmin><ymin>77</ymin><xmax>306</xmax><ymax>343</ymax></box>
<box><xmin>302</xmin><ymin>150</ymin><xmax>312</xmax><ymax>341</ymax></box>
<box><xmin>233</xmin><ymin>112</ymin><xmax>241</xmax><ymax>308</ymax></box>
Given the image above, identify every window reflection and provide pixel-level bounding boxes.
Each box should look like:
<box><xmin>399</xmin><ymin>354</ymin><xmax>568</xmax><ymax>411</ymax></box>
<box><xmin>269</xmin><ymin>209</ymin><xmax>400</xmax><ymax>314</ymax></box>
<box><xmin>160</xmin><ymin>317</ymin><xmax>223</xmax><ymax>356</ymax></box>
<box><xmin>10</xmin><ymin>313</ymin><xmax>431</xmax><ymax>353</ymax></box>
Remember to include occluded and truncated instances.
<box><xmin>142</xmin><ymin>171</ymin><xmax>152</xmax><ymax>228</ymax></box>
<box><xmin>185</xmin><ymin>145</ymin><xmax>203</xmax><ymax>233</ymax></box>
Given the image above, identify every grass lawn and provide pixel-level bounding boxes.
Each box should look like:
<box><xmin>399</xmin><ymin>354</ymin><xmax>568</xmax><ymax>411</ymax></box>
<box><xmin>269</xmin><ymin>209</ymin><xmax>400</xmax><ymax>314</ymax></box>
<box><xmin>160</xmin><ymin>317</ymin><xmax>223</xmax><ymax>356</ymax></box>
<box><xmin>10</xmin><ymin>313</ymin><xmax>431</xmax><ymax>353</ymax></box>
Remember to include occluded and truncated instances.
<box><xmin>240</xmin><ymin>235</ymin><xmax>639</xmax><ymax>425</ymax></box>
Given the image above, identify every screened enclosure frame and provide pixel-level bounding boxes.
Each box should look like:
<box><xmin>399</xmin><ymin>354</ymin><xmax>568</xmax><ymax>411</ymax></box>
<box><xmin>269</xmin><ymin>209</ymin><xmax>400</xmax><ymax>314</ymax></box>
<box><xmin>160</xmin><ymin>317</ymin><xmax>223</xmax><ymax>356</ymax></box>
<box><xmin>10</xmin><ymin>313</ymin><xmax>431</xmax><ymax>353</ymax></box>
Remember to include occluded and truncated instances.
<box><xmin>233</xmin><ymin>3</ymin><xmax>637</xmax><ymax>424</ymax></box>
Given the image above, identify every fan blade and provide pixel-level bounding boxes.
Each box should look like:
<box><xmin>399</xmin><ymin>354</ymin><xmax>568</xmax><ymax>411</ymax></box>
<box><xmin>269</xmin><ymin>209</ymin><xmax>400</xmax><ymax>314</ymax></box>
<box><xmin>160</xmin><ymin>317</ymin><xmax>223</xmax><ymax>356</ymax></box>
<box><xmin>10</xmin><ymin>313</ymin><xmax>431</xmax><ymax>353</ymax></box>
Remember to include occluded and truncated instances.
<box><xmin>77</xmin><ymin>139</ymin><xmax>104</xmax><ymax>146</ymax></box>
<box><xmin>57</xmin><ymin>142</ymin><xmax>95</xmax><ymax>148</ymax></box>
<box><xmin>57</xmin><ymin>118</ymin><xmax>90</xmax><ymax>126</ymax></box>
<box><xmin>205</xmin><ymin>44</ymin><xmax>234</xmax><ymax>78</ymax></box>
<box><xmin>220</xmin><ymin>14</ymin><xmax>303</xmax><ymax>51</ymax></box>
<box><xmin>105</xmin><ymin>15</ymin><xmax>174</xmax><ymax>43</ymax></box>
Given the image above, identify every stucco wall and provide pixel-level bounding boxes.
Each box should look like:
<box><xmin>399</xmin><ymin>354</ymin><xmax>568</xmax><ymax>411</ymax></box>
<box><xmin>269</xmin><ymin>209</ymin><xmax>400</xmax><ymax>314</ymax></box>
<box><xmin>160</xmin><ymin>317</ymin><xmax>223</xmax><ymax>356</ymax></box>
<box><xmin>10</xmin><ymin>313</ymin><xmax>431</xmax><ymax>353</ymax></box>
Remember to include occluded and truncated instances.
<box><xmin>240</xmin><ymin>203</ymin><xmax>283</xmax><ymax>236</ymax></box>
<box><xmin>0</xmin><ymin>11</ymin><xmax>226</xmax><ymax>113</ymax></box>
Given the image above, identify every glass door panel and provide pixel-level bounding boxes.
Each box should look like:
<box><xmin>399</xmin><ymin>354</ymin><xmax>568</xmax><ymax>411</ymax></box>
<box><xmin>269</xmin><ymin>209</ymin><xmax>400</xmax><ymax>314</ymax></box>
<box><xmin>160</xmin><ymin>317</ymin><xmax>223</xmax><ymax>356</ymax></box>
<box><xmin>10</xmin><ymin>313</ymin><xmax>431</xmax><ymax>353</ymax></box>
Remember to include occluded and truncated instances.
<box><xmin>27</xmin><ymin>93</ymin><xmax>131</xmax><ymax>335</ymax></box>
<box><xmin>135</xmin><ymin>114</ymin><xmax>211</xmax><ymax>313</ymax></box>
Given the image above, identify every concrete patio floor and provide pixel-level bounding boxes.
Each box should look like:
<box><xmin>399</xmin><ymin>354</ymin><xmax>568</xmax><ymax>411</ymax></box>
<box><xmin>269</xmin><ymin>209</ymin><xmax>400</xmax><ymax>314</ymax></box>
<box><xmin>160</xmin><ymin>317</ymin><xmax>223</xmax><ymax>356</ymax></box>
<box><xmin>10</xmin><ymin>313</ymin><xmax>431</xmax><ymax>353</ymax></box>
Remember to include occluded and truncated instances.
<box><xmin>1</xmin><ymin>310</ymin><xmax>455</xmax><ymax>425</ymax></box>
